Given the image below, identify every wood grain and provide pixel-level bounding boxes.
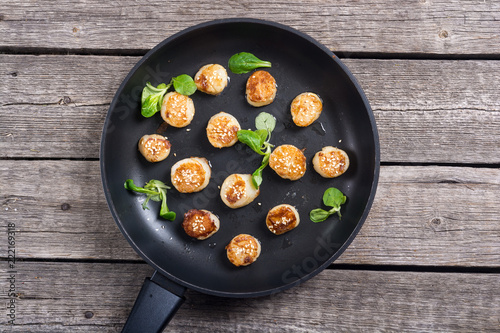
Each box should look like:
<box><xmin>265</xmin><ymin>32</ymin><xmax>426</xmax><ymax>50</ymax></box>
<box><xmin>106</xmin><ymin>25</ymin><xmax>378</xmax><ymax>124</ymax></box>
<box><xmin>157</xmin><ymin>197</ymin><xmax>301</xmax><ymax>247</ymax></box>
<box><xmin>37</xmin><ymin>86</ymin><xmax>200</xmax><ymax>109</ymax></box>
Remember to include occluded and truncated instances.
<box><xmin>0</xmin><ymin>262</ymin><xmax>499</xmax><ymax>332</ymax></box>
<box><xmin>0</xmin><ymin>0</ymin><xmax>499</xmax><ymax>55</ymax></box>
<box><xmin>1</xmin><ymin>55</ymin><xmax>499</xmax><ymax>163</ymax></box>
<box><xmin>1</xmin><ymin>160</ymin><xmax>499</xmax><ymax>267</ymax></box>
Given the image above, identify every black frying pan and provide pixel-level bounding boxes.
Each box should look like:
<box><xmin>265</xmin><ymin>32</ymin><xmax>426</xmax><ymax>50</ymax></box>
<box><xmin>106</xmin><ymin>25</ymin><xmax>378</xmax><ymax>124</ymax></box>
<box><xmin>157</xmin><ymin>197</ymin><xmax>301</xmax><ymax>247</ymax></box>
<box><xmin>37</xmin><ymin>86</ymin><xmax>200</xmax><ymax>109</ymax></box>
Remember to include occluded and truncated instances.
<box><xmin>100</xmin><ymin>18</ymin><xmax>379</xmax><ymax>332</ymax></box>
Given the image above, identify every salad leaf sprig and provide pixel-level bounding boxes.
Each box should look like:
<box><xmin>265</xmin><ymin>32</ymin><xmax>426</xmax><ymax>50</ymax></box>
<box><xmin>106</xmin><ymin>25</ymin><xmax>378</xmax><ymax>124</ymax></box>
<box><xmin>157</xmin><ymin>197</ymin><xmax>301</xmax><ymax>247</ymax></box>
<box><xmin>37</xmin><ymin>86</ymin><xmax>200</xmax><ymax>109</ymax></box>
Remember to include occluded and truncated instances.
<box><xmin>237</xmin><ymin>112</ymin><xmax>276</xmax><ymax>188</ymax></box>
<box><xmin>124</xmin><ymin>179</ymin><xmax>176</xmax><ymax>221</ymax></box>
<box><xmin>228</xmin><ymin>52</ymin><xmax>272</xmax><ymax>74</ymax></box>
<box><xmin>141</xmin><ymin>74</ymin><xmax>197</xmax><ymax>118</ymax></box>
<box><xmin>309</xmin><ymin>187</ymin><xmax>347</xmax><ymax>223</ymax></box>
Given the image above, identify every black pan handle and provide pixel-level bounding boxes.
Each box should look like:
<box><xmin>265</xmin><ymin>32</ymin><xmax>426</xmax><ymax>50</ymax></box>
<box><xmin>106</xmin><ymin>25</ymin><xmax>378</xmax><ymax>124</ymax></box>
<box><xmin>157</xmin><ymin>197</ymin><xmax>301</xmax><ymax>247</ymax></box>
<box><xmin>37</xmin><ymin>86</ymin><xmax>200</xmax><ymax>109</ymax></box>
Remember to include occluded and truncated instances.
<box><xmin>122</xmin><ymin>271</ymin><xmax>186</xmax><ymax>333</ymax></box>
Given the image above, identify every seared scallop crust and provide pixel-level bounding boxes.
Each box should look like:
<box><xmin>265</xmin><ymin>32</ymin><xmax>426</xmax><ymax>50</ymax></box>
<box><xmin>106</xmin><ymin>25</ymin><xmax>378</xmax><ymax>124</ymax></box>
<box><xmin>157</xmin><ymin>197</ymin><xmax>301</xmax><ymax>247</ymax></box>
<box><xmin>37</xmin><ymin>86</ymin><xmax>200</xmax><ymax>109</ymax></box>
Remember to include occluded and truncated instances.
<box><xmin>138</xmin><ymin>134</ymin><xmax>171</xmax><ymax>162</ymax></box>
<box><xmin>182</xmin><ymin>209</ymin><xmax>220</xmax><ymax>240</ymax></box>
<box><xmin>171</xmin><ymin>157</ymin><xmax>211</xmax><ymax>193</ymax></box>
<box><xmin>206</xmin><ymin>112</ymin><xmax>241</xmax><ymax>148</ymax></box>
<box><xmin>269</xmin><ymin>144</ymin><xmax>307</xmax><ymax>181</ymax></box>
<box><xmin>220</xmin><ymin>174</ymin><xmax>260</xmax><ymax>209</ymax></box>
<box><xmin>161</xmin><ymin>92</ymin><xmax>195</xmax><ymax>128</ymax></box>
<box><xmin>246</xmin><ymin>70</ymin><xmax>277</xmax><ymax>107</ymax></box>
<box><xmin>226</xmin><ymin>234</ymin><xmax>261</xmax><ymax>267</ymax></box>
<box><xmin>266</xmin><ymin>204</ymin><xmax>300</xmax><ymax>235</ymax></box>
<box><xmin>290</xmin><ymin>92</ymin><xmax>323</xmax><ymax>127</ymax></box>
<box><xmin>194</xmin><ymin>64</ymin><xmax>228</xmax><ymax>95</ymax></box>
<box><xmin>312</xmin><ymin>146</ymin><xmax>350</xmax><ymax>178</ymax></box>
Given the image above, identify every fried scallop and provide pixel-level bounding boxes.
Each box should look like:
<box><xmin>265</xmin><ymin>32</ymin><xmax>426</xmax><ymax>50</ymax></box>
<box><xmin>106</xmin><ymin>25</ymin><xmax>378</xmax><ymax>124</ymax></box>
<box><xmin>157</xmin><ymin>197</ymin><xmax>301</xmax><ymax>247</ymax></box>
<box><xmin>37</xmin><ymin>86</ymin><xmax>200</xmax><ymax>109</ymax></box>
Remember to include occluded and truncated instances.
<box><xmin>266</xmin><ymin>204</ymin><xmax>300</xmax><ymax>235</ymax></box>
<box><xmin>138</xmin><ymin>134</ymin><xmax>171</xmax><ymax>162</ymax></box>
<box><xmin>269</xmin><ymin>144</ymin><xmax>307</xmax><ymax>181</ymax></box>
<box><xmin>226</xmin><ymin>234</ymin><xmax>261</xmax><ymax>267</ymax></box>
<box><xmin>246</xmin><ymin>70</ymin><xmax>277</xmax><ymax>107</ymax></box>
<box><xmin>194</xmin><ymin>64</ymin><xmax>228</xmax><ymax>95</ymax></box>
<box><xmin>160</xmin><ymin>92</ymin><xmax>195</xmax><ymax>128</ymax></box>
<box><xmin>182</xmin><ymin>209</ymin><xmax>220</xmax><ymax>240</ymax></box>
<box><xmin>206</xmin><ymin>112</ymin><xmax>241</xmax><ymax>148</ymax></box>
<box><xmin>290</xmin><ymin>92</ymin><xmax>323</xmax><ymax>127</ymax></box>
<box><xmin>313</xmin><ymin>146</ymin><xmax>350</xmax><ymax>178</ymax></box>
<box><xmin>220</xmin><ymin>174</ymin><xmax>260</xmax><ymax>209</ymax></box>
<box><xmin>171</xmin><ymin>157</ymin><xmax>211</xmax><ymax>193</ymax></box>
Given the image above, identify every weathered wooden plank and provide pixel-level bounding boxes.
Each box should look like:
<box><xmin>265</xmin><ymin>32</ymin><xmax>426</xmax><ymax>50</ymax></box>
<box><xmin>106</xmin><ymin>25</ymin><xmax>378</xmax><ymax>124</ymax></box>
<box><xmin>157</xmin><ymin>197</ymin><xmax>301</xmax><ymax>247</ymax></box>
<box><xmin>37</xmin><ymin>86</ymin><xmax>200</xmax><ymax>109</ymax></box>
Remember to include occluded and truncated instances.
<box><xmin>1</xmin><ymin>160</ymin><xmax>500</xmax><ymax>267</ymax></box>
<box><xmin>1</xmin><ymin>55</ymin><xmax>500</xmax><ymax>163</ymax></box>
<box><xmin>0</xmin><ymin>262</ymin><xmax>499</xmax><ymax>332</ymax></box>
<box><xmin>0</xmin><ymin>0</ymin><xmax>499</xmax><ymax>55</ymax></box>
<box><xmin>0</xmin><ymin>160</ymin><xmax>140</xmax><ymax>261</ymax></box>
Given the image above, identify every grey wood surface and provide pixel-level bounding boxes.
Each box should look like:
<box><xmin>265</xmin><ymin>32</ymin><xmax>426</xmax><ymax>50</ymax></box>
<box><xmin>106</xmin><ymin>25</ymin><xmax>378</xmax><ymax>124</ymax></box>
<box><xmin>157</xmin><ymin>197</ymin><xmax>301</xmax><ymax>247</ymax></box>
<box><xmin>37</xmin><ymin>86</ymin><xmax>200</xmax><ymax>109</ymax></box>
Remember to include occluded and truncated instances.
<box><xmin>1</xmin><ymin>1</ymin><xmax>499</xmax><ymax>332</ymax></box>
<box><xmin>1</xmin><ymin>0</ymin><xmax>499</xmax><ymax>55</ymax></box>
<box><xmin>2</xmin><ymin>262</ymin><xmax>499</xmax><ymax>332</ymax></box>
<box><xmin>1</xmin><ymin>55</ymin><xmax>499</xmax><ymax>163</ymax></box>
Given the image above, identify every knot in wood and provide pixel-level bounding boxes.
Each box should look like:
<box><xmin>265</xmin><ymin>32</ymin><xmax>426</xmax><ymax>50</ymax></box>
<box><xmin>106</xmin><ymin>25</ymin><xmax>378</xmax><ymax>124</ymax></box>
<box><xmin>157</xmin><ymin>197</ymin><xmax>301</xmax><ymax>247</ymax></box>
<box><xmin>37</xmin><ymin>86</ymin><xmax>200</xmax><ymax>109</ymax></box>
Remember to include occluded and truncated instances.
<box><xmin>439</xmin><ymin>30</ymin><xmax>449</xmax><ymax>39</ymax></box>
<box><xmin>431</xmin><ymin>217</ymin><xmax>441</xmax><ymax>226</ymax></box>
<box><xmin>59</xmin><ymin>96</ymin><xmax>72</xmax><ymax>105</ymax></box>
<box><xmin>61</xmin><ymin>203</ymin><xmax>71</xmax><ymax>211</ymax></box>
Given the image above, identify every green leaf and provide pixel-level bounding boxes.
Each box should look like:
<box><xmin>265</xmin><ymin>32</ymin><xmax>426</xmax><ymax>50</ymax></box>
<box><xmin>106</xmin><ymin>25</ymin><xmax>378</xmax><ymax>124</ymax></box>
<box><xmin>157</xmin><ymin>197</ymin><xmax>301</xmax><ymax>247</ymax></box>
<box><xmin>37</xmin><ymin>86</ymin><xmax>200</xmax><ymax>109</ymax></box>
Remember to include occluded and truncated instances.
<box><xmin>254</xmin><ymin>129</ymin><xmax>268</xmax><ymax>146</ymax></box>
<box><xmin>251</xmin><ymin>168</ymin><xmax>263</xmax><ymax>189</ymax></box>
<box><xmin>140</xmin><ymin>82</ymin><xmax>169</xmax><ymax>118</ymax></box>
<box><xmin>124</xmin><ymin>179</ymin><xmax>160</xmax><ymax>196</ymax></box>
<box><xmin>161</xmin><ymin>211</ymin><xmax>176</xmax><ymax>220</ymax></box>
<box><xmin>172</xmin><ymin>74</ymin><xmax>197</xmax><ymax>96</ymax></box>
<box><xmin>251</xmin><ymin>152</ymin><xmax>270</xmax><ymax>188</ymax></box>
<box><xmin>141</xmin><ymin>95</ymin><xmax>159</xmax><ymax>117</ymax></box>
<box><xmin>237</xmin><ymin>130</ymin><xmax>266</xmax><ymax>155</ymax></box>
<box><xmin>159</xmin><ymin>189</ymin><xmax>176</xmax><ymax>221</ymax></box>
<box><xmin>237</xmin><ymin>113</ymin><xmax>276</xmax><ymax>189</ymax></box>
<box><xmin>310</xmin><ymin>187</ymin><xmax>347</xmax><ymax>222</ymax></box>
<box><xmin>141</xmin><ymin>82</ymin><xmax>168</xmax><ymax>104</ymax></box>
<box><xmin>329</xmin><ymin>206</ymin><xmax>342</xmax><ymax>219</ymax></box>
<box><xmin>309</xmin><ymin>208</ymin><xmax>331</xmax><ymax>223</ymax></box>
<box><xmin>144</xmin><ymin>179</ymin><xmax>170</xmax><ymax>191</ymax></box>
<box><xmin>228</xmin><ymin>52</ymin><xmax>272</xmax><ymax>74</ymax></box>
<box><xmin>141</xmin><ymin>82</ymin><xmax>156</xmax><ymax>104</ymax></box>
<box><xmin>145</xmin><ymin>180</ymin><xmax>169</xmax><ymax>202</ymax></box>
<box><xmin>124</xmin><ymin>179</ymin><xmax>176</xmax><ymax>220</ymax></box>
<box><xmin>255</xmin><ymin>112</ymin><xmax>276</xmax><ymax>133</ymax></box>
<box><xmin>323</xmin><ymin>187</ymin><xmax>346</xmax><ymax>208</ymax></box>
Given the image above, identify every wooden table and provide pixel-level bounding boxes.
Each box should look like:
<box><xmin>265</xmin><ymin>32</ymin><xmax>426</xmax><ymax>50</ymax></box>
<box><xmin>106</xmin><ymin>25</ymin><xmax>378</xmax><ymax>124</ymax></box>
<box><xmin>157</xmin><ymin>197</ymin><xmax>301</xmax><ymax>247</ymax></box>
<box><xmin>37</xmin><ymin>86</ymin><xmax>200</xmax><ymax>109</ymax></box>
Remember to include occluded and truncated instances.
<box><xmin>1</xmin><ymin>1</ymin><xmax>500</xmax><ymax>332</ymax></box>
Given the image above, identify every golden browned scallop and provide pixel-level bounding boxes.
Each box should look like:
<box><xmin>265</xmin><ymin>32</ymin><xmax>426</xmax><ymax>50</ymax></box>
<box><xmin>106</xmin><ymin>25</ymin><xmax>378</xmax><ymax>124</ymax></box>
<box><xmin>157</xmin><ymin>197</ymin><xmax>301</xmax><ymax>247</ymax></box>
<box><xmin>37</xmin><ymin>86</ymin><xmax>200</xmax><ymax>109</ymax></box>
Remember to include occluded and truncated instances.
<box><xmin>171</xmin><ymin>157</ymin><xmax>211</xmax><ymax>193</ymax></box>
<box><xmin>290</xmin><ymin>92</ymin><xmax>323</xmax><ymax>127</ymax></box>
<box><xmin>194</xmin><ymin>64</ymin><xmax>228</xmax><ymax>95</ymax></box>
<box><xmin>182</xmin><ymin>209</ymin><xmax>220</xmax><ymax>240</ymax></box>
<box><xmin>266</xmin><ymin>204</ymin><xmax>300</xmax><ymax>235</ymax></box>
<box><xmin>206</xmin><ymin>112</ymin><xmax>241</xmax><ymax>148</ymax></box>
<box><xmin>226</xmin><ymin>234</ymin><xmax>261</xmax><ymax>267</ymax></box>
<box><xmin>138</xmin><ymin>134</ymin><xmax>171</xmax><ymax>162</ymax></box>
<box><xmin>269</xmin><ymin>144</ymin><xmax>307</xmax><ymax>181</ymax></box>
<box><xmin>160</xmin><ymin>92</ymin><xmax>195</xmax><ymax>128</ymax></box>
<box><xmin>220</xmin><ymin>174</ymin><xmax>260</xmax><ymax>209</ymax></box>
<box><xmin>312</xmin><ymin>146</ymin><xmax>350</xmax><ymax>178</ymax></box>
<box><xmin>246</xmin><ymin>70</ymin><xmax>277</xmax><ymax>107</ymax></box>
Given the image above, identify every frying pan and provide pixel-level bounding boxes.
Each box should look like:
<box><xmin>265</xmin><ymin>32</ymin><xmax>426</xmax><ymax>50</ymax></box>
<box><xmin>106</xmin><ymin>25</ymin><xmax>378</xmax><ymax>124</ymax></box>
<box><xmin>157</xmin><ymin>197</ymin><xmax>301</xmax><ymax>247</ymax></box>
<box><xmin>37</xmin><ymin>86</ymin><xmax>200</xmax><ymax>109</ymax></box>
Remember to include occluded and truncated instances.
<box><xmin>100</xmin><ymin>18</ymin><xmax>379</xmax><ymax>332</ymax></box>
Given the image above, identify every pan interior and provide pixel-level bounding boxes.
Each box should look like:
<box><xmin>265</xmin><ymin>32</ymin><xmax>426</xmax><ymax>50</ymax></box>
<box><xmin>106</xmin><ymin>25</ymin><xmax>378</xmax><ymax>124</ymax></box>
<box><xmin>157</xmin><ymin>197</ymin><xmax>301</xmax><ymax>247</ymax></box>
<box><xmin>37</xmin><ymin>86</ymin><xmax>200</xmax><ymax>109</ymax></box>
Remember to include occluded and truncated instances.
<box><xmin>101</xmin><ymin>20</ymin><xmax>378</xmax><ymax>297</ymax></box>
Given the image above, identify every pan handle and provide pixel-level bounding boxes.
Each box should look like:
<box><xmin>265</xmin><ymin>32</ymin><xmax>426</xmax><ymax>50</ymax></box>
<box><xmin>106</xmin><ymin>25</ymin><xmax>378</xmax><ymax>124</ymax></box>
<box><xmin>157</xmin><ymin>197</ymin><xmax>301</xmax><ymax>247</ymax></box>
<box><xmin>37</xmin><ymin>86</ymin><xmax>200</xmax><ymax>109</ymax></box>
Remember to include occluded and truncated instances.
<box><xmin>122</xmin><ymin>271</ymin><xmax>186</xmax><ymax>333</ymax></box>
